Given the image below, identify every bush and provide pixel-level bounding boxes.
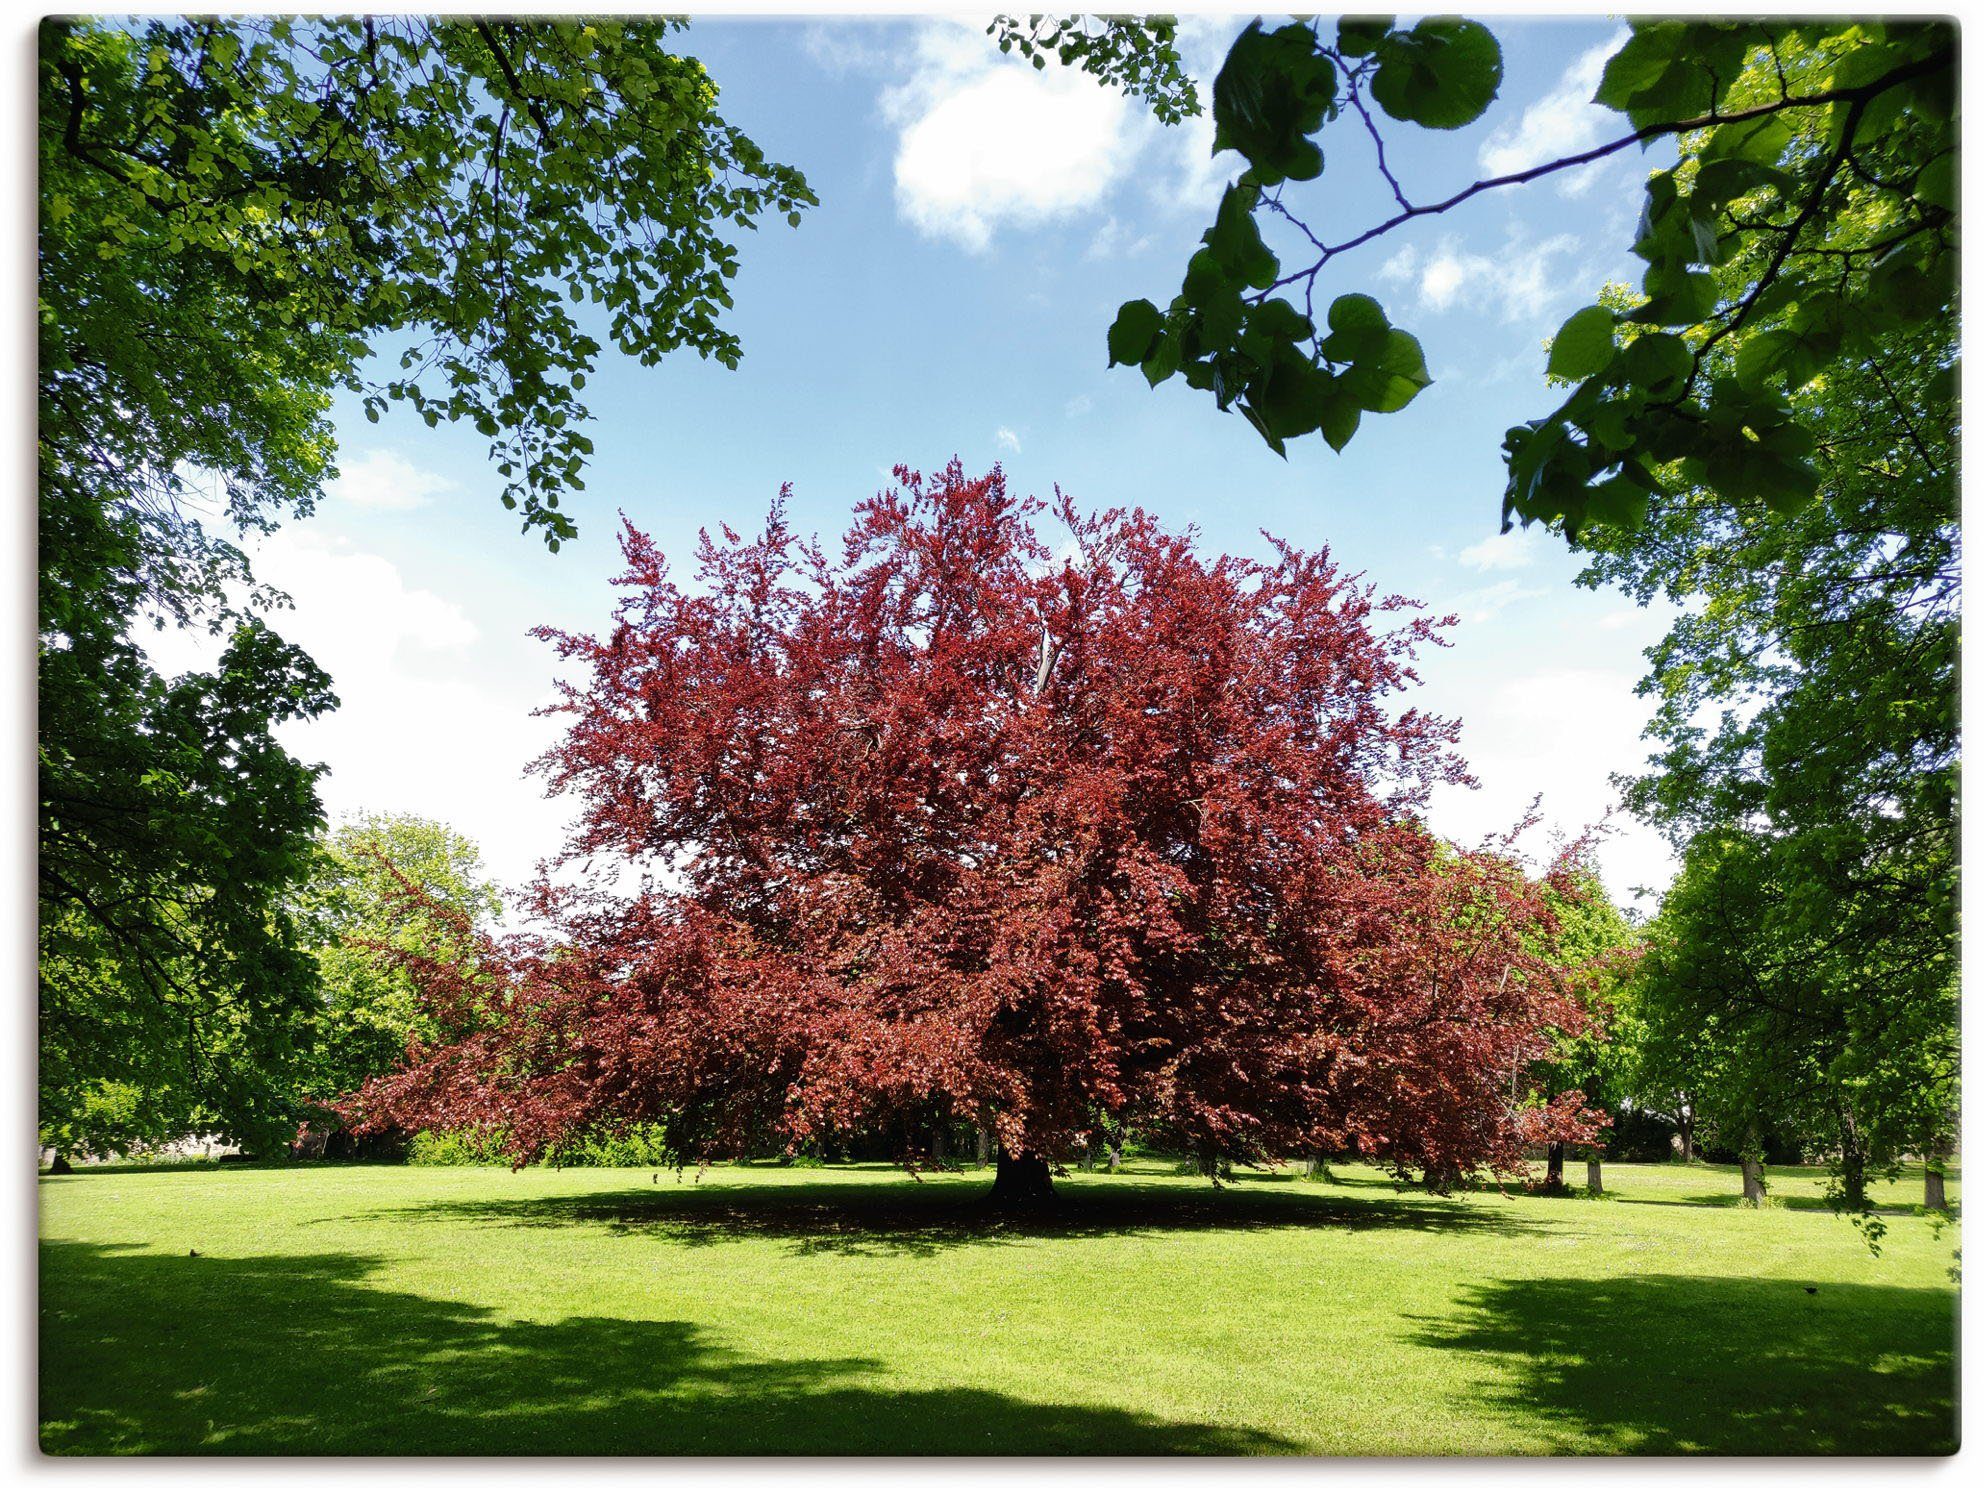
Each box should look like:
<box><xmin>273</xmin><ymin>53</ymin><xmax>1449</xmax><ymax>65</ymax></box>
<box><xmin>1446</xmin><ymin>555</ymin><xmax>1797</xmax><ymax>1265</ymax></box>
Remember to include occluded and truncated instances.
<box><xmin>405</xmin><ymin>1128</ymin><xmax>511</xmax><ymax>1166</ymax></box>
<box><xmin>545</xmin><ymin>1122</ymin><xmax>671</xmax><ymax>1168</ymax></box>
<box><xmin>405</xmin><ymin>1121</ymin><xmax>672</xmax><ymax>1168</ymax></box>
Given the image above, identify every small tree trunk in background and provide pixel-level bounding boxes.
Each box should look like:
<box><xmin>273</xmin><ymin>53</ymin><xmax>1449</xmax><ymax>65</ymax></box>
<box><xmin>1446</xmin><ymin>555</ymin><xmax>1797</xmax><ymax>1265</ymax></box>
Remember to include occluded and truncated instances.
<box><xmin>1677</xmin><ymin>1107</ymin><xmax>1696</xmax><ymax>1163</ymax></box>
<box><xmin>1737</xmin><ymin>1158</ymin><xmax>1769</xmax><ymax>1206</ymax></box>
<box><xmin>48</xmin><ymin>1153</ymin><xmax>74</xmax><ymax>1175</ymax></box>
<box><xmin>1107</xmin><ymin>1135</ymin><xmax>1123</xmax><ymax>1173</ymax></box>
<box><xmin>987</xmin><ymin>1149</ymin><xmax>1053</xmax><ymax>1207</ymax></box>
<box><xmin>1925</xmin><ymin>1159</ymin><xmax>1949</xmax><ymax>1213</ymax></box>
<box><xmin>1586</xmin><ymin>1157</ymin><xmax>1603</xmax><ymax>1195</ymax></box>
<box><xmin>931</xmin><ymin>1123</ymin><xmax>947</xmax><ymax>1166</ymax></box>
<box><xmin>1544</xmin><ymin>1142</ymin><xmax>1565</xmax><ymax>1190</ymax></box>
<box><xmin>1837</xmin><ymin>1107</ymin><xmax>1868</xmax><ymax>1210</ymax></box>
<box><xmin>975</xmin><ymin>1123</ymin><xmax>992</xmax><ymax>1167</ymax></box>
<box><xmin>1424</xmin><ymin>1160</ymin><xmax>1462</xmax><ymax>1195</ymax></box>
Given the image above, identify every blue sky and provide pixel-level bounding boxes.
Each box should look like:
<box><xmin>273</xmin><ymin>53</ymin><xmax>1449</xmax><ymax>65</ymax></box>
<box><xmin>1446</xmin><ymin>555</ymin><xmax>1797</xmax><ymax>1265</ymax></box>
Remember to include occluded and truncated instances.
<box><xmin>151</xmin><ymin>14</ymin><xmax>1684</xmax><ymax>909</ymax></box>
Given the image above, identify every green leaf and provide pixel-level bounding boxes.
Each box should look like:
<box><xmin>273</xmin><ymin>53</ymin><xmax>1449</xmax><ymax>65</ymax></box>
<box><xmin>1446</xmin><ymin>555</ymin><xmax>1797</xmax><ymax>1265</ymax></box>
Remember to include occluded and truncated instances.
<box><xmin>1915</xmin><ymin>151</ymin><xmax>1955</xmax><ymax>211</ymax></box>
<box><xmin>1107</xmin><ymin>299</ymin><xmax>1164</xmax><ymax>366</ymax></box>
<box><xmin>1585</xmin><ymin>472</ymin><xmax>1651</xmax><ymax>529</ymax></box>
<box><xmin>1202</xmin><ymin>184</ymin><xmax>1279</xmax><ymax>289</ymax></box>
<box><xmin>1319</xmin><ymin>388</ymin><xmax>1362</xmax><ymax>452</ymax></box>
<box><xmin>1615</xmin><ymin>331</ymin><xmax>1693</xmax><ymax>391</ymax></box>
<box><xmin>1547</xmin><ymin>306</ymin><xmax>1618</xmax><ymax>380</ymax></box>
<box><xmin>1336</xmin><ymin>17</ymin><xmax>1393</xmax><ymax>58</ymax></box>
<box><xmin>1211</xmin><ymin>22</ymin><xmax>1339</xmax><ymax>185</ymax></box>
<box><xmin>1343</xmin><ymin>329</ymin><xmax>1432</xmax><ymax>412</ymax></box>
<box><xmin>1370</xmin><ymin>18</ymin><xmax>1503</xmax><ymax>131</ymax></box>
<box><xmin>1321</xmin><ymin>292</ymin><xmax>1391</xmax><ymax>362</ymax></box>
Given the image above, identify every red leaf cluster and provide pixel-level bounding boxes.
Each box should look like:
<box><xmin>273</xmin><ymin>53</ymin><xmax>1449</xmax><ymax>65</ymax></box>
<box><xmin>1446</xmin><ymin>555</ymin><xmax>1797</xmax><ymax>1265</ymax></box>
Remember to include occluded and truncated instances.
<box><xmin>345</xmin><ymin>464</ymin><xmax>1602</xmax><ymax>1179</ymax></box>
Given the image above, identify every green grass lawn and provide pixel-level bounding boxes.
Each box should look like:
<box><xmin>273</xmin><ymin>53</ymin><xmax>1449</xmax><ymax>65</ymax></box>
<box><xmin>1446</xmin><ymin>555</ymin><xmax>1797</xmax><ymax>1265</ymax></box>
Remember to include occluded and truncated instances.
<box><xmin>39</xmin><ymin>1156</ymin><xmax>1959</xmax><ymax>1456</ymax></box>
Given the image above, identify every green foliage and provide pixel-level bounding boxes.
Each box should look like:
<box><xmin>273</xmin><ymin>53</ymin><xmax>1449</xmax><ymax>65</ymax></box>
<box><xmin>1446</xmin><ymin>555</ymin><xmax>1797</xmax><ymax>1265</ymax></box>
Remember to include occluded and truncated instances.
<box><xmin>42</xmin><ymin>15</ymin><xmax>811</xmax><ymax>552</ymax></box>
<box><xmin>296</xmin><ymin>814</ymin><xmax>505</xmax><ymax>1123</ymax></box>
<box><xmin>1105</xmin><ymin>18</ymin><xmax>1954</xmax><ymax>539</ymax></box>
<box><xmin>1367</xmin><ymin>18</ymin><xmax>1502</xmax><ymax>131</ymax></box>
<box><xmin>988</xmin><ymin>15</ymin><xmax>1200</xmax><ymax>125</ymax></box>
<box><xmin>406</xmin><ymin>1122</ymin><xmax>671</xmax><ymax>1167</ymax></box>
<box><xmin>38</xmin><ymin>618</ymin><xmax>337</xmax><ymax>1159</ymax></box>
<box><xmin>405</xmin><ymin>1128</ymin><xmax>513</xmax><ymax>1166</ymax></box>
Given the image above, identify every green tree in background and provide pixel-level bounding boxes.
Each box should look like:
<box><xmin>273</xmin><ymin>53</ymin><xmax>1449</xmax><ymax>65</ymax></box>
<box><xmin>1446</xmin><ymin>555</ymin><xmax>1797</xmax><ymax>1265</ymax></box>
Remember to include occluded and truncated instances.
<box><xmin>296</xmin><ymin>814</ymin><xmax>505</xmax><ymax>1135</ymax></box>
<box><xmin>1530</xmin><ymin>871</ymin><xmax>1640</xmax><ymax>1192</ymax></box>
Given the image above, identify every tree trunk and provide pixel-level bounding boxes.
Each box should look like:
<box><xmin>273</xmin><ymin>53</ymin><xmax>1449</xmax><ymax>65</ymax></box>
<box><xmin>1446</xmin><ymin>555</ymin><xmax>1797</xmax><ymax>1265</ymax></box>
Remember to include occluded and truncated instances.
<box><xmin>1677</xmin><ymin>1106</ymin><xmax>1695</xmax><ymax>1163</ymax></box>
<box><xmin>975</xmin><ymin>1123</ymin><xmax>992</xmax><ymax>1168</ymax></box>
<box><xmin>1741</xmin><ymin>1152</ymin><xmax>1766</xmax><ymax>1207</ymax></box>
<box><xmin>1106</xmin><ymin>1136</ymin><xmax>1122</xmax><ymax>1173</ymax></box>
<box><xmin>987</xmin><ymin>1149</ymin><xmax>1053</xmax><ymax>1207</ymax></box>
<box><xmin>1424</xmin><ymin>1160</ymin><xmax>1463</xmax><ymax>1195</ymax></box>
<box><xmin>1585</xmin><ymin>1157</ymin><xmax>1603</xmax><ymax>1195</ymax></box>
<box><xmin>1837</xmin><ymin>1107</ymin><xmax>1868</xmax><ymax>1210</ymax></box>
<box><xmin>1544</xmin><ymin>1142</ymin><xmax>1565</xmax><ymax>1190</ymax></box>
<box><xmin>48</xmin><ymin>1153</ymin><xmax>74</xmax><ymax>1175</ymax></box>
<box><xmin>930</xmin><ymin>1123</ymin><xmax>947</xmax><ymax>1166</ymax></box>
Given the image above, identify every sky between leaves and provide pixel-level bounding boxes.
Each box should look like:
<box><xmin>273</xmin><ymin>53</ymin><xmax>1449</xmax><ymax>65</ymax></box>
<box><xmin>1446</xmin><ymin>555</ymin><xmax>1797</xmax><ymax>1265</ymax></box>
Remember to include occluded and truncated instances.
<box><xmin>144</xmin><ymin>14</ymin><xmax>1685</xmax><ymax>913</ymax></box>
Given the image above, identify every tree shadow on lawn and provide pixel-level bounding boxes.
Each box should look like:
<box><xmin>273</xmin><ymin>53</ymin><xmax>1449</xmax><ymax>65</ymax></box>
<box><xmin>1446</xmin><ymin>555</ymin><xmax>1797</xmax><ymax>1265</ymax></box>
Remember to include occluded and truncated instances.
<box><xmin>367</xmin><ymin>1172</ymin><xmax>1547</xmax><ymax>1258</ymax></box>
<box><xmin>1411</xmin><ymin>1272</ymin><xmax>1958</xmax><ymax>1455</ymax></box>
<box><xmin>38</xmin><ymin>1240</ymin><xmax>1296</xmax><ymax>1456</ymax></box>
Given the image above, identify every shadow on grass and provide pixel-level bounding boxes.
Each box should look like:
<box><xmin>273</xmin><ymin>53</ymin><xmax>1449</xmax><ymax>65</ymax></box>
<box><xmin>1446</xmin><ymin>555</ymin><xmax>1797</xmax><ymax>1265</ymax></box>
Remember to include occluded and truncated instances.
<box><xmin>363</xmin><ymin>1173</ymin><xmax>1545</xmax><ymax>1258</ymax></box>
<box><xmin>39</xmin><ymin>1240</ymin><xmax>1295</xmax><ymax>1456</ymax></box>
<box><xmin>1412</xmin><ymin>1273</ymin><xmax>1958</xmax><ymax>1455</ymax></box>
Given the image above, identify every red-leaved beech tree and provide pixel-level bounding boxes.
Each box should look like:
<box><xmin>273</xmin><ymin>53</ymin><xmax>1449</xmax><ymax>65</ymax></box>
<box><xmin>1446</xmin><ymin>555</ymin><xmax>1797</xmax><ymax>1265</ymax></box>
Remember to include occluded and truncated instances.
<box><xmin>346</xmin><ymin>463</ymin><xmax>1604</xmax><ymax>1201</ymax></box>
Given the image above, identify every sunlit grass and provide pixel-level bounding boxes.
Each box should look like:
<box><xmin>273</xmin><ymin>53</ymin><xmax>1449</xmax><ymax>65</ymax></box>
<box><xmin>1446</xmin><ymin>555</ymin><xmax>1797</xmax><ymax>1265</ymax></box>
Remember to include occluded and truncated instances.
<box><xmin>39</xmin><ymin>1157</ymin><xmax>1959</xmax><ymax>1455</ymax></box>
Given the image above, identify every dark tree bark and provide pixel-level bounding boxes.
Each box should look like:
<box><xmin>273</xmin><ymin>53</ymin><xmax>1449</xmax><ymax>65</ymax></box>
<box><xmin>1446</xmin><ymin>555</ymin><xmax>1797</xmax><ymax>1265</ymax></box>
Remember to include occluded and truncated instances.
<box><xmin>48</xmin><ymin>1153</ymin><xmax>74</xmax><ymax>1175</ymax></box>
<box><xmin>975</xmin><ymin>1122</ymin><xmax>992</xmax><ymax>1168</ymax></box>
<box><xmin>1544</xmin><ymin>1141</ymin><xmax>1566</xmax><ymax>1190</ymax></box>
<box><xmin>931</xmin><ymin>1122</ymin><xmax>947</xmax><ymax>1166</ymax></box>
<box><xmin>1106</xmin><ymin>1135</ymin><xmax>1123</xmax><ymax>1173</ymax></box>
<box><xmin>1424</xmin><ymin>1160</ymin><xmax>1463</xmax><ymax>1194</ymax></box>
<box><xmin>1836</xmin><ymin>1107</ymin><xmax>1869</xmax><ymax>1210</ymax></box>
<box><xmin>987</xmin><ymin>1149</ymin><xmax>1054</xmax><ymax>1206</ymax></box>
<box><xmin>1585</xmin><ymin>1157</ymin><xmax>1603</xmax><ymax>1195</ymax></box>
<box><xmin>1741</xmin><ymin>1149</ymin><xmax>1767</xmax><ymax>1207</ymax></box>
<box><xmin>1925</xmin><ymin>1160</ymin><xmax>1949</xmax><ymax>1213</ymax></box>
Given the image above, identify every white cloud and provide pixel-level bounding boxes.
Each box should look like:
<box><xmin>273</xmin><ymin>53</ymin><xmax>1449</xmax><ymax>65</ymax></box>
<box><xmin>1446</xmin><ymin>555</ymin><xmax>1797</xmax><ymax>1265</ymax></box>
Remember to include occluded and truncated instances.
<box><xmin>995</xmin><ymin>426</ymin><xmax>1023</xmax><ymax>455</ymax></box>
<box><xmin>1086</xmin><ymin>216</ymin><xmax>1154</xmax><ymax>261</ymax></box>
<box><xmin>1478</xmin><ymin>30</ymin><xmax>1631</xmax><ymax>196</ymax></box>
<box><xmin>886</xmin><ymin>23</ymin><xmax>1144</xmax><ymax>252</ymax></box>
<box><xmin>801</xmin><ymin>21</ymin><xmax>897</xmax><ymax>77</ymax></box>
<box><xmin>327</xmin><ymin>449</ymin><xmax>458</xmax><ymax>511</ymax></box>
<box><xmin>876</xmin><ymin>18</ymin><xmax>1245</xmax><ymax>250</ymax></box>
<box><xmin>135</xmin><ymin>528</ymin><xmax>570</xmax><ymax>896</ymax></box>
<box><xmin>1427</xmin><ymin>665</ymin><xmax>1674</xmax><ymax>901</ymax></box>
<box><xmin>1065</xmin><ymin>393</ymin><xmax>1093</xmax><ymax>418</ymax></box>
<box><xmin>1457</xmin><ymin>527</ymin><xmax>1543</xmax><ymax>573</ymax></box>
<box><xmin>1377</xmin><ymin>232</ymin><xmax>1585</xmax><ymax>324</ymax></box>
<box><xmin>1450</xmin><ymin>579</ymin><xmax>1546</xmax><ymax>624</ymax></box>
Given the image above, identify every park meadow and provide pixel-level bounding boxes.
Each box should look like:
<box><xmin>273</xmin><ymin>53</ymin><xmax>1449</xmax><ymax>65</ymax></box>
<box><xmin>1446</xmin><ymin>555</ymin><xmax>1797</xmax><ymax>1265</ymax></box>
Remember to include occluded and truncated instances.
<box><xmin>40</xmin><ymin>1155</ymin><xmax>1958</xmax><ymax>1455</ymax></box>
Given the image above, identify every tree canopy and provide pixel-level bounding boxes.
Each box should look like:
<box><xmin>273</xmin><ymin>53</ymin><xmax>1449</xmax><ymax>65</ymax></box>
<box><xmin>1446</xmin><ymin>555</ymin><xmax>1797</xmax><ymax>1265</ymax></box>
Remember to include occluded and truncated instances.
<box><xmin>347</xmin><ymin>464</ymin><xmax>1604</xmax><ymax>1197</ymax></box>
<box><xmin>1104</xmin><ymin>17</ymin><xmax>1954</xmax><ymax>538</ymax></box>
